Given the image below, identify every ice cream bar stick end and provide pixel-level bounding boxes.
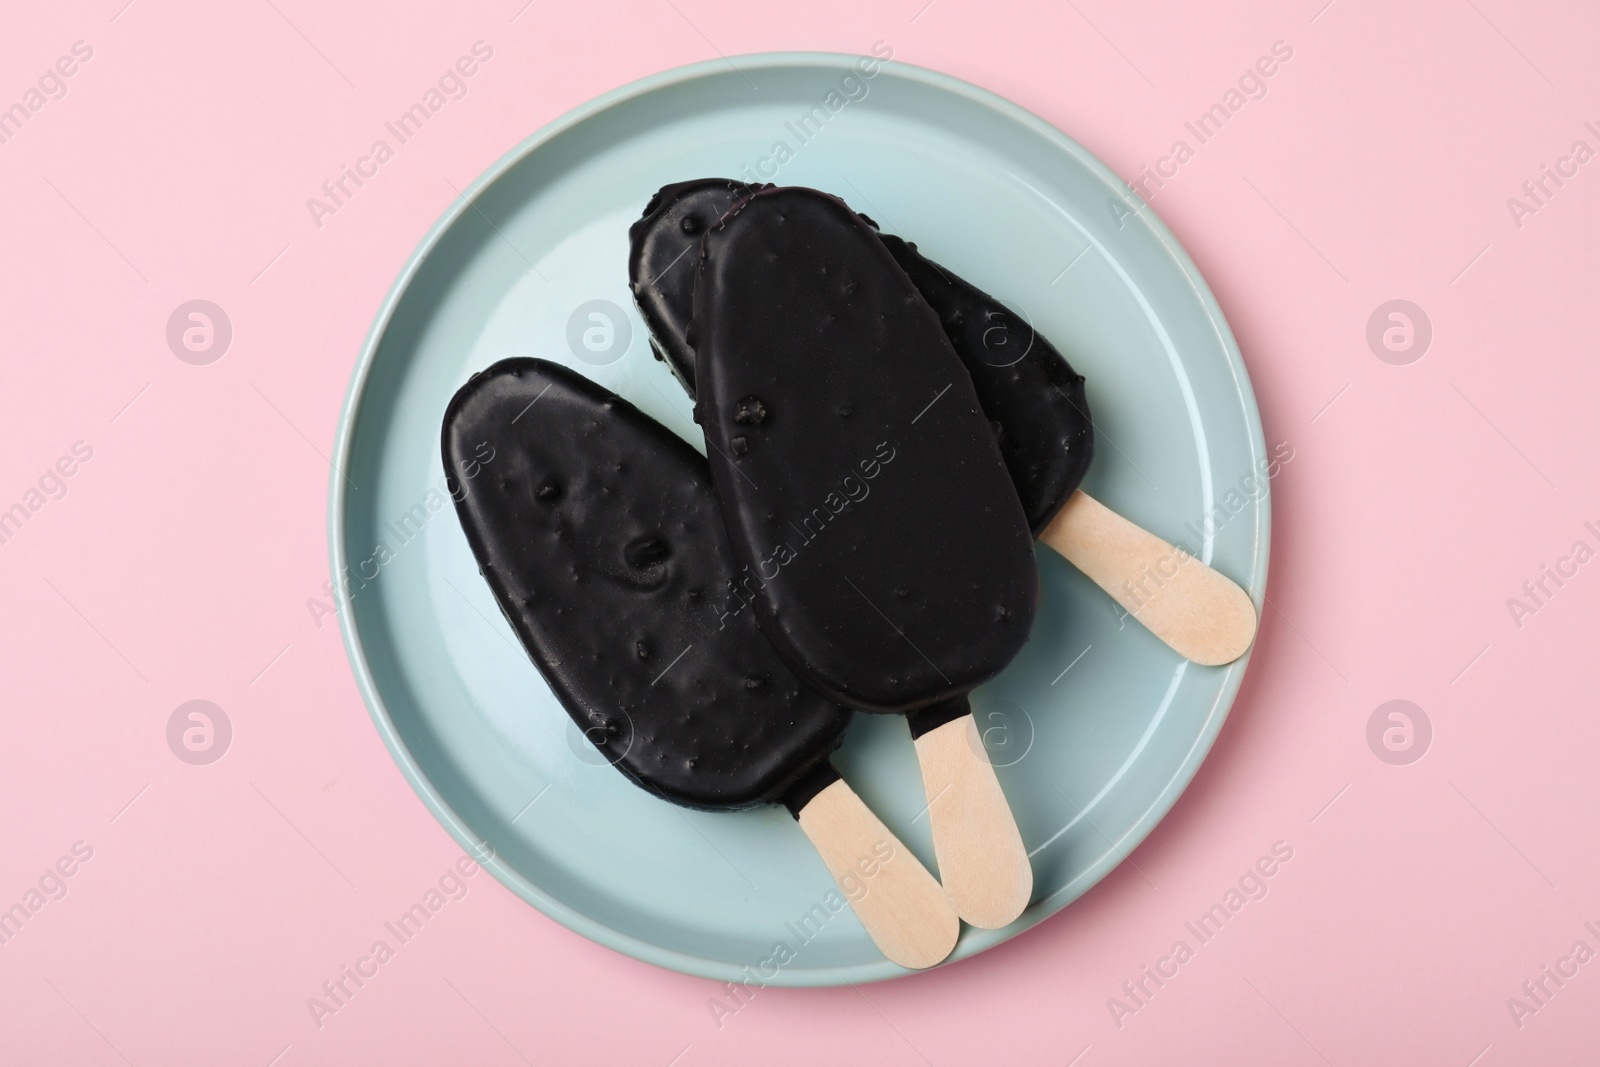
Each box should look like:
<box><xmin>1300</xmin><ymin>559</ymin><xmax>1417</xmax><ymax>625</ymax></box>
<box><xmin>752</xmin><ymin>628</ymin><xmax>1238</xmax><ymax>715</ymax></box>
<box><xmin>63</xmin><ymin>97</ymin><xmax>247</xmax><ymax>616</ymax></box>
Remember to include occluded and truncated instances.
<box><xmin>795</xmin><ymin>780</ymin><xmax>960</xmax><ymax>969</ymax></box>
<box><xmin>912</xmin><ymin>713</ymin><xmax>1033</xmax><ymax>929</ymax></box>
<box><xmin>1040</xmin><ymin>489</ymin><xmax>1258</xmax><ymax>666</ymax></box>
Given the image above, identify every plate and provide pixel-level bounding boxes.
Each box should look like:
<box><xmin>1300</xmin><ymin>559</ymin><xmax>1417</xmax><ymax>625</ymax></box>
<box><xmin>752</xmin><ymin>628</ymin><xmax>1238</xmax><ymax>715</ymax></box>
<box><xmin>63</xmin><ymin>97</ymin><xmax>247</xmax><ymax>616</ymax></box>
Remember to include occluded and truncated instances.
<box><xmin>331</xmin><ymin>52</ymin><xmax>1269</xmax><ymax>986</ymax></box>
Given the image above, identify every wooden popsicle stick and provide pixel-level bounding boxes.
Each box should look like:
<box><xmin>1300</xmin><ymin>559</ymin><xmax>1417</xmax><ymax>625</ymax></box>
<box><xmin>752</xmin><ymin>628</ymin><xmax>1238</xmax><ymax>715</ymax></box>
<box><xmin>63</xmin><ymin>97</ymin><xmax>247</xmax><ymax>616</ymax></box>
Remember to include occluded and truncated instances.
<box><xmin>795</xmin><ymin>779</ymin><xmax>960</xmax><ymax>969</ymax></box>
<box><xmin>913</xmin><ymin>713</ymin><xmax>1033</xmax><ymax>929</ymax></box>
<box><xmin>1039</xmin><ymin>489</ymin><xmax>1257</xmax><ymax>666</ymax></box>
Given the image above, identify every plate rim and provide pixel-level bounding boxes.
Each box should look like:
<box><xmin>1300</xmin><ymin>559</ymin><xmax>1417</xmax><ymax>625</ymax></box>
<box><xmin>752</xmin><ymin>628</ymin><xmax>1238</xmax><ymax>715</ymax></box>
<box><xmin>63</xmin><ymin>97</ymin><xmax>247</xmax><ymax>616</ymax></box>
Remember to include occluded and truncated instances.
<box><xmin>328</xmin><ymin>50</ymin><xmax>1270</xmax><ymax>987</ymax></box>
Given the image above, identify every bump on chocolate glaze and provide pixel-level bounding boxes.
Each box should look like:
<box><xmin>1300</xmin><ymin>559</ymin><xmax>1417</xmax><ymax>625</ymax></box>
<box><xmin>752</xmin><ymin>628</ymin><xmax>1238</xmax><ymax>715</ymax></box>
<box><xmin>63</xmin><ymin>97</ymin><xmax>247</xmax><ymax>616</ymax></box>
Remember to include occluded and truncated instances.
<box><xmin>627</xmin><ymin>178</ymin><xmax>1094</xmax><ymax>534</ymax></box>
<box><xmin>442</xmin><ymin>358</ymin><xmax>850</xmax><ymax>811</ymax></box>
<box><xmin>692</xmin><ymin>186</ymin><xmax>1038</xmax><ymax>714</ymax></box>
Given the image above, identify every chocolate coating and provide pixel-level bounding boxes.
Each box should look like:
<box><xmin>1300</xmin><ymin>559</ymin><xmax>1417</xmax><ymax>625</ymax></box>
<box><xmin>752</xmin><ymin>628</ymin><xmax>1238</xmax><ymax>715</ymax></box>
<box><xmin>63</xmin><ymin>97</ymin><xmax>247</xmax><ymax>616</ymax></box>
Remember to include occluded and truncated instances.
<box><xmin>442</xmin><ymin>358</ymin><xmax>850</xmax><ymax>811</ymax></box>
<box><xmin>628</xmin><ymin>178</ymin><xmax>1094</xmax><ymax>534</ymax></box>
<box><xmin>628</xmin><ymin>179</ymin><xmax>752</xmax><ymax>396</ymax></box>
<box><xmin>877</xmin><ymin>235</ymin><xmax>1093</xmax><ymax>535</ymax></box>
<box><xmin>692</xmin><ymin>186</ymin><xmax>1038</xmax><ymax>714</ymax></box>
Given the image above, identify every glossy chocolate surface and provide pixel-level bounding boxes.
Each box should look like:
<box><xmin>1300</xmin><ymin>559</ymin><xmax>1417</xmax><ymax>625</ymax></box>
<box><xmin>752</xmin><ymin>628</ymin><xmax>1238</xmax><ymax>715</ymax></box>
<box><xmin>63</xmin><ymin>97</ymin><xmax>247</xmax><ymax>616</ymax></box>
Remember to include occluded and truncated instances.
<box><xmin>877</xmin><ymin>234</ymin><xmax>1092</xmax><ymax>535</ymax></box>
<box><xmin>628</xmin><ymin>178</ymin><xmax>1093</xmax><ymax>534</ymax></box>
<box><xmin>442</xmin><ymin>358</ymin><xmax>850</xmax><ymax>810</ymax></box>
<box><xmin>628</xmin><ymin>178</ymin><xmax>751</xmax><ymax>396</ymax></box>
<box><xmin>692</xmin><ymin>186</ymin><xmax>1038</xmax><ymax>713</ymax></box>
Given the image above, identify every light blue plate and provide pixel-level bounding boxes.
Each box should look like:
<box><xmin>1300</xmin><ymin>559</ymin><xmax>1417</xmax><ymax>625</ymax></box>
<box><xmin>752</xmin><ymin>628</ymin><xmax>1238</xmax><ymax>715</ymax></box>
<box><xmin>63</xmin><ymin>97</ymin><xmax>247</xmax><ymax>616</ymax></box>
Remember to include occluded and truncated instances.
<box><xmin>331</xmin><ymin>53</ymin><xmax>1268</xmax><ymax>986</ymax></box>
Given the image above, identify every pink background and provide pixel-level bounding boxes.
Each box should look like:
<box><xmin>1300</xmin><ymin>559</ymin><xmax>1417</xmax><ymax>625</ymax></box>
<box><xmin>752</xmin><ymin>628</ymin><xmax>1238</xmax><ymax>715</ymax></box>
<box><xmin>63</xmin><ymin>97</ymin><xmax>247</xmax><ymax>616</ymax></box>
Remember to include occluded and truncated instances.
<box><xmin>4</xmin><ymin>0</ymin><xmax>1597</xmax><ymax>1063</ymax></box>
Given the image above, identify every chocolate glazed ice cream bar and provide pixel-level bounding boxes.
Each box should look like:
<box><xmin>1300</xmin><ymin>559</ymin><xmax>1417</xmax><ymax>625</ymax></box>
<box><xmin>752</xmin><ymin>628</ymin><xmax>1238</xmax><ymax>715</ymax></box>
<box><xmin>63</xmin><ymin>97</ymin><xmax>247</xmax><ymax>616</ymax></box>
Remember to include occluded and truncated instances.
<box><xmin>631</xmin><ymin>178</ymin><xmax>1256</xmax><ymax>668</ymax></box>
<box><xmin>688</xmin><ymin>186</ymin><xmax>1040</xmax><ymax>929</ymax></box>
<box><xmin>442</xmin><ymin>358</ymin><xmax>959</xmax><ymax>969</ymax></box>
